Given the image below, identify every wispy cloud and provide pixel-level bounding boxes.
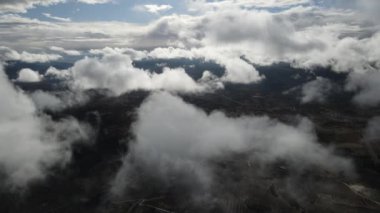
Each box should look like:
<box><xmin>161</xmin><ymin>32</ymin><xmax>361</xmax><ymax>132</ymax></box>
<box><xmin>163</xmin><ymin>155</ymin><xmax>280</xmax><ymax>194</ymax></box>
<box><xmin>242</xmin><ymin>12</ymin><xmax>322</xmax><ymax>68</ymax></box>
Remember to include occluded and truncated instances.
<box><xmin>0</xmin><ymin>0</ymin><xmax>65</xmax><ymax>13</ymax></box>
<box><xmin>43</xmin><ymin>13</ymin><xmax>71</xmax><ymax>22</ymax></box>
<box><xmin>50</xmin><ymin>46</ymin><xmax>81</xmax><ymax>55</ymax></box>
<box><xmin>77</xmin><ymin>0</ymin><xmax>112</xmax><ymax>4</ymax></box>
<box><xmin>0</xmin><ymin>46</ymin><xmax>62</xmax><ymax>63</ymax></box>
<box><xmin>134</xmin><ymin>4</ymin><xmax>173</xmax><ymax>14</ymax></box>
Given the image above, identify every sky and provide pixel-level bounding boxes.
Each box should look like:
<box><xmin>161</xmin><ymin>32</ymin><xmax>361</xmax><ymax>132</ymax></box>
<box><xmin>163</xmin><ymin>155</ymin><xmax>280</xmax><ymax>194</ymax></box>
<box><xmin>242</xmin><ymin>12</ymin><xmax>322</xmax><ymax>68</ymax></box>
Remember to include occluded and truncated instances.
<box><xmin>24</xmin><ymin>0</ymin><xmax>187</xmax><ymax>23</ymax></box>
<box><xmin>2</xmin><ymin>0</ymin><xmax>352</xmax><ymax>22</ymax></box>
<box><xmin>0</xmin><ymin>0</ymin><xmax>368</xmax><ymax>23</ymax></box>
<box><xmin>0</xmin><ymin>1</ymin><xmax>374</xmax><ymax>51</ymax></box>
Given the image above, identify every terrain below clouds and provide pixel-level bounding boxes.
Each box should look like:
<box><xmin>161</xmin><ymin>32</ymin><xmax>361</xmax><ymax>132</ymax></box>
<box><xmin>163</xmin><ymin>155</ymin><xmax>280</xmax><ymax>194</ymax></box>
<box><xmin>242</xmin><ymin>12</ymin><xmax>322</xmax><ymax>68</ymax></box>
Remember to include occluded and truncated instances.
<box><xmin>1</xmin><ymin>59</ymin><xmax>380</xmax><ymax>212</ymax></box>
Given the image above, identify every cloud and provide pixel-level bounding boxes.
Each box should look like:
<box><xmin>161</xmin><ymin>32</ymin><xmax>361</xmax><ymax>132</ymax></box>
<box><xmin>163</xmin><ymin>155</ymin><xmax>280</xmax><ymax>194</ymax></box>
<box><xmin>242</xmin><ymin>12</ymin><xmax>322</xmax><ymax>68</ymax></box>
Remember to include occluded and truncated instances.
<box><xmin>77</xmin><ymin>0</ymin><xmax>112</xmax><ymax>4</ymax></box>
<box><xmin>29</xmin><ymin>90</ymin><xmax>63</xmax><ymax>111</ymax></box>
<box><xmin>0</xmin><ymin>64</ymin><xmax>91</xmax><ymax>188</ymax></box>
<box><xmin>50</xmin><ymin>46</ymin><xmax>81</xmax><ymax>55</ymax></box>
<box><xmin>45</xmin><ymin>66</ymin><xmax>71</xmax><ymax>79</ymax></box>
<box><xmin>0</xmin><ymin>14</ymin><xmax>142</xmax><ymax>50</ymax></box>
<box><xmin>0</xmin><ymin>0</ymin><xmax>113</xmax><ymax>13</ymax></box>
<box><xmin>346</xmin><ymin>70</ymin><xmax>380</xmax><ymax>107</ymax></box>
<box><xmin>111</xmin><ymin>92</ymin><xmax>353</xmax><ymax>198</ymax></box>
<box><xmin>0</xmin><ymin>5</ymin><xmax>375</xmax><ymax>61</ymax></box>
<box><xmin>16</xmin><ymin>68</ymin><xmax>42</xmax><ymax>82</ymax></box>
<box><xmin>147</xmin><ymin>47</ymin><xmax>262</xmax><ymax>83</ymax></box>
<box><xmin>134</xmin><ymin>4</ymin><xmax>173</xmax><ymax>14</ymax></box>
<box><xmin>64</xmin><ymin>53</ymin><xmax>216</xmax><ymax>95</ymax></box>
<box><xmin>187</xmin><ymin>0</ymin><xmax>310</xmax><ymax>12</ymax></box>
<box><xmin>0</xmin><ymin>1</ymin><xmax>379</xmax><ymax>95</ymax></box>
<box><xmin>29</xmin><ymin>90</ymin><xmax>90</xmax><ymax>112</ymax></box>
<box><xmin>89</xmin><ymin>47</ymin><xmax>147</xmax><ymax>60</ymax></box>
<box><xmin>363</xmin><ymin>117</ymin><xmax>380</xmax><ymax>143</ymax></box>
<box><xmin>320</xmin><ymin>0</ymin><xmax>380</xmax><ymax>22</ymax></box>
<box><xmin>0</xmin><ymin>46</ymin><xmax>62</xmax><ymax>63</ymax></box>
<box><xmin>0</xmin><ymin>0</ymin><xmax>65</xmax><ymax>13</ymax></box>
<box><xmin>301</xmin><ymin>77</ymin><xmax>333</xmax><ymax>104</ymax></box>
<box><xmin>43</xmin><ymin>13</ymin><xmax>71</xmax><ymax>22</ymax></box>
<box><xmin>362</xmin><ymin>116</ymin><xmax>380</xmax><ymax>164</ymax></box>
<box><xmin>29</xmin><ymin>89</ymin><xmax>91</xmax><ymax>112</ymax></box>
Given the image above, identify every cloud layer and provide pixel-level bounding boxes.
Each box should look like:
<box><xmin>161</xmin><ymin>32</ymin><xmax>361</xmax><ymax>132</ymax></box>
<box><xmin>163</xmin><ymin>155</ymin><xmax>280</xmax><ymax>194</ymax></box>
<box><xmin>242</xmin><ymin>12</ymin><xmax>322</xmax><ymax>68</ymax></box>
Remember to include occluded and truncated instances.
<box><xmin>0</xmin><ymin>46</ymin><xmax>61</xmax><ymax>63</ymax></box>
<box><xmin>1</xmin><ymin>2</ymin><xmax>379</xmax><ymax>97</ymax></box>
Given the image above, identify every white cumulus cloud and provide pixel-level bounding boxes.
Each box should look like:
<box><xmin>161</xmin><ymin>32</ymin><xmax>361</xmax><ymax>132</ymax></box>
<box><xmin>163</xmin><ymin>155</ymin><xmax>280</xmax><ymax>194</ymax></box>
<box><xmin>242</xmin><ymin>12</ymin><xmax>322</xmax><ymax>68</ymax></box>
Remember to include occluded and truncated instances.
<box><xmin>16</xmin><ymin>68</ymin><xmax>42</xmax><ymax>82</ymax></box>
<box><xmin>64</xmin><ymin>53</ymin><xmax>216</xmax><ymax>94</ymax></box>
